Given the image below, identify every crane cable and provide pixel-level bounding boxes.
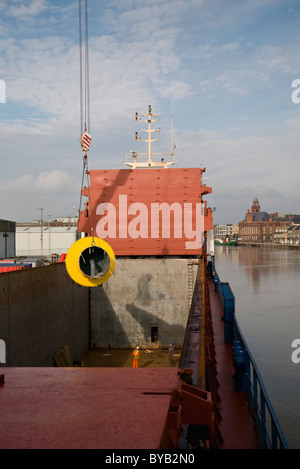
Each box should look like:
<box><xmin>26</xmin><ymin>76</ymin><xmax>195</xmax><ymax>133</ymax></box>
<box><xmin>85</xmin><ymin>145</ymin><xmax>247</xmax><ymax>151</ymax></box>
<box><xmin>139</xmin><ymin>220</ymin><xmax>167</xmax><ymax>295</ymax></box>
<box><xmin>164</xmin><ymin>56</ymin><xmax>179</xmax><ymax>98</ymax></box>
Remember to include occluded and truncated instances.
<box><xmin>78</xmin><ymin>0</ymin><xmax>94</xmax><ymax>242</ymax></box>
<box><xmin>65</xmin><ymin>0</ymin><xmax>116</xmax><ymax>287</ymax></box>
<box><xmin>79</xmin><ymin>0</ymin><xmax>90</xmax><ymax>135</ymax></box>
<box><xmin>65</xmin><ymin>235</ymin><xmax>116</xmax><ymax>287</ymax></box>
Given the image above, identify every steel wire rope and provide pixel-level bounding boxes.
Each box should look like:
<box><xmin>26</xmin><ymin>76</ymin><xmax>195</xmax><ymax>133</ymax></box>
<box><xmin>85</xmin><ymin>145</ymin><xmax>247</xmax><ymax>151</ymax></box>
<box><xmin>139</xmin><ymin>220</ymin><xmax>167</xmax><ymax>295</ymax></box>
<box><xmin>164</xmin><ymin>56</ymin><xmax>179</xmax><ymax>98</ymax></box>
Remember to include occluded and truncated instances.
<box><xmin>78</xmin><ymin>0</ymin><xmax>90</xmax><ymax>135</ymax></box>
<box><xmin>78</xmin><ymin>0</ymin><xmax>83</xmax><ymax>136</ymax></box>
<box><xmin>77</xmin><ymin>0</ymin><xmax>94</xmax><ymax>242</ymax></box>
<box><xmin>84</xmin><ymin>0</ymin><xmax>90</xmax><ymax>134</ymax></box>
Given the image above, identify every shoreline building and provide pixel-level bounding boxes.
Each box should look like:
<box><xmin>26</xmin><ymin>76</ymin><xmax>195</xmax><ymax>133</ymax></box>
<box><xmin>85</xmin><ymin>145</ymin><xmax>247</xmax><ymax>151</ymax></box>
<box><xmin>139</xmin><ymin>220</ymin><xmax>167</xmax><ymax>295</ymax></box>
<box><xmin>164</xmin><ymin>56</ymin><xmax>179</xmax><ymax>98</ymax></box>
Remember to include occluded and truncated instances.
<box><xmin>214</xmin><ymin>223</ymin><xmax>239</xmax><ymax>242</ymax></box>
<box><xmin>238</xmin><ymin>198</ymin><xmax>299</xmax><ymax>244</ymax></box>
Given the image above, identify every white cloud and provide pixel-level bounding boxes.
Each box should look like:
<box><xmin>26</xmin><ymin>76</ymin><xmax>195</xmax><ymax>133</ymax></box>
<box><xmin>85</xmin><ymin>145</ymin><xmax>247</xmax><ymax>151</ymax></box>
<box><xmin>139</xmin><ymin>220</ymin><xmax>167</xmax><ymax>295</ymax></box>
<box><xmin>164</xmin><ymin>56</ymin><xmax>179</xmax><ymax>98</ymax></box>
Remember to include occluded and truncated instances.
<box><xmin>0</xmin><ymin>170</ymin><xmax>80</xmax><ymax>222</ymax></box>
<box><xmin>215</xmin><ymin>73</ymin><xmax>248</xmax><ymax>96</ymax></box>
<box><xmin>3</xmin><ymin>36</ymin><xmax>78</xmax><ymax>118</ymax></box>
<box><xmin>0</xmin><ymin>171</ymin><xmax>77</xmax><ymax>194</ymax></box>
<box><xmin>257</xmin><ymin>45</ymin><xmax>293</xmax><ymax>74</ymax></box>
<box><xmin>1</xmin><ymin>0</ymin><xmax>300</xmax><ymax>224</ymax></box>
<box><xmin>36</xmin><ymin>170</ymin><xmax>77</xmax><ymax>192</ymax></box>
<box><xmin>9</xmin><ymin>0</ymin><xmax>48</xmax><ymax>19</ymax></box>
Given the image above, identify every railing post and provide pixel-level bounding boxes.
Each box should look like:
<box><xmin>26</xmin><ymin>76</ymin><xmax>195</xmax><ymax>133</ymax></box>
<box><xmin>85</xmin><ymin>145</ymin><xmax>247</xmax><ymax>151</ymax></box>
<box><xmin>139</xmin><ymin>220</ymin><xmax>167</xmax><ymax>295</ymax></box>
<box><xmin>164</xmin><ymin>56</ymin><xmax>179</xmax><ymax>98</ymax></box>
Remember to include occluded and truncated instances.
<box><xmin>245</xmin><ymin>353</ymin><xmax>251</xmax><ymax>384</ymax></box>
<box><xmin>271</xmin><ymin>420</ymin><xmax>278</xmax><ymax>449</ymax></box>
<box><xmin>253</xmin><ymin>369</ymin><xmax>258</xmax><ymax>418</ymax></box>
<box><xmin>260</xmin><ymin>389</ymin><xmax>267</xmax><ymax>448</ymax></box>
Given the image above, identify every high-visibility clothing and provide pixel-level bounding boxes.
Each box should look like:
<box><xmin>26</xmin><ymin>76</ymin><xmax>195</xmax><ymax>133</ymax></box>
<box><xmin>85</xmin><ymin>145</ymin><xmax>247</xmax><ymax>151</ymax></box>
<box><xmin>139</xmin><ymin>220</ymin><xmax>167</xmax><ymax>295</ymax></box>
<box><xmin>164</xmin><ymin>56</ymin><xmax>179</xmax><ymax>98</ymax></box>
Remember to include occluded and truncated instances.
<box><xmin>133</xmin><ymin>349</ymin><xmax>139</xmax><ymax>368</ymax></box>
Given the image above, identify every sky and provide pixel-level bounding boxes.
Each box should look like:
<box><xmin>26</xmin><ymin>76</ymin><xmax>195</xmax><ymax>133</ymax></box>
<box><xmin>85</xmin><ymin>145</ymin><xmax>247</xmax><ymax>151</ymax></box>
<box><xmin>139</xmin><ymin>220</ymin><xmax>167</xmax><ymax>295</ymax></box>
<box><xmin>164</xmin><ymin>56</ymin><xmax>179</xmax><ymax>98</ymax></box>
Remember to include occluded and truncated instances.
<box><xmin>0</xmin><ymin>0</ymin><xmax>300</xmax><ymax>225</ymax></box>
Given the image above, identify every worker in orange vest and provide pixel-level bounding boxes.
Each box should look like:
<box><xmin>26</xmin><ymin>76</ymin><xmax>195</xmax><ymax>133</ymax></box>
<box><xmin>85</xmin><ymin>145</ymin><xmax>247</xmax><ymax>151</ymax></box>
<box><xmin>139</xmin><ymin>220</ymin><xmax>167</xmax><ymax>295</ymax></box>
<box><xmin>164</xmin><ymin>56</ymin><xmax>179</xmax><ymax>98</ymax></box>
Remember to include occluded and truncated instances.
<box><xmin>133</xmin><ymin>346</ymin><xmax>140</xmax><ymax>368</ymax></box>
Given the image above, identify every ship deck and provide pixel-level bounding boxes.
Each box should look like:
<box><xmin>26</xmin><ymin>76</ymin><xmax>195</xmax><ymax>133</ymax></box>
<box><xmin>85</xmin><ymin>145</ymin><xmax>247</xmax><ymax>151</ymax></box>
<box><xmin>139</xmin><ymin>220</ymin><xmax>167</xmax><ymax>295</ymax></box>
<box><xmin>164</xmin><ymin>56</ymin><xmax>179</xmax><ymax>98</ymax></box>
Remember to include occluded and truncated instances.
<box><xmin>0</xmin><ymin>279</ymin><xmax>260</xmax><ymax>450</ymax></box>
<box><xmin>207</xmin><ymin>278</ymin><xmax>260</xmax><ymax>449</ymax></box>
<box><xmin>0</xmin><ymin>367</ymin><xmax>180</xmax><ymax>449</ymax></box>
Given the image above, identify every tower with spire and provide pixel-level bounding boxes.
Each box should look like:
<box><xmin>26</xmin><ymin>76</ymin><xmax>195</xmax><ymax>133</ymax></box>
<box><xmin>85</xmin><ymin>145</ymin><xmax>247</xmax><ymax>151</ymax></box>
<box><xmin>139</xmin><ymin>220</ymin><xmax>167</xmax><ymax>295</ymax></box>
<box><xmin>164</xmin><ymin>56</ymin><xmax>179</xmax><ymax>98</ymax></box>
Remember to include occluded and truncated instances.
<box><xmin>251</xmin><ymin>197</ymin><xmax>261</xmax><ymax>213</ymax></box>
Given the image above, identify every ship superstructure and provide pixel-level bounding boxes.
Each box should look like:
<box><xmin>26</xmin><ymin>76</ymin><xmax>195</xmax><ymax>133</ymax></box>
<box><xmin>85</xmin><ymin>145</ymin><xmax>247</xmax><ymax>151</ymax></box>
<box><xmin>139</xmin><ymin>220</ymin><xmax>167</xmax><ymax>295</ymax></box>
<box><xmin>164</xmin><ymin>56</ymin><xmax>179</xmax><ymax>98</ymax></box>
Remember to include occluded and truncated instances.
<box><xmin>78</xmin><ymin>106</ymin><xmax>213</xmax><ymax>258</ymax></box>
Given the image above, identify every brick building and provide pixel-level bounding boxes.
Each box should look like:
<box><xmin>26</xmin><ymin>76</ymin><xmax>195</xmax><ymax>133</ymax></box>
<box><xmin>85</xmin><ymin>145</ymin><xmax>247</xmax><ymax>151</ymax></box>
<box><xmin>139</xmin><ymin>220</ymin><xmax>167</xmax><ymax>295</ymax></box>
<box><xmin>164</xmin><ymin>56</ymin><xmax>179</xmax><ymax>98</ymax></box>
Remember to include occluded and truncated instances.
<box><xmin>238</xmin><ymin>198</ymin><xmax>290</xmax><ymax>244</ymax></box>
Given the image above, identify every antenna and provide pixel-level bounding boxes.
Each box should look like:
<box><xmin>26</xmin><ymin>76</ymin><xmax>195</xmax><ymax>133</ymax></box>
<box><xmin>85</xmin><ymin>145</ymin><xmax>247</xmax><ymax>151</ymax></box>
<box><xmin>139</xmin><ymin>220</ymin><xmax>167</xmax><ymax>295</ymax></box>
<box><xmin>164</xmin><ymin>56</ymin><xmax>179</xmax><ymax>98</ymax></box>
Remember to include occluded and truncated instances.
<box><xmin>171</xmin><ymin>99</ymin><xmax>176</xmax><ymax>156</ymax></box>
<box><xmin>125</xmin><ymin>105</ymin><xmax>177</xmax><ymax>169</ymax></box>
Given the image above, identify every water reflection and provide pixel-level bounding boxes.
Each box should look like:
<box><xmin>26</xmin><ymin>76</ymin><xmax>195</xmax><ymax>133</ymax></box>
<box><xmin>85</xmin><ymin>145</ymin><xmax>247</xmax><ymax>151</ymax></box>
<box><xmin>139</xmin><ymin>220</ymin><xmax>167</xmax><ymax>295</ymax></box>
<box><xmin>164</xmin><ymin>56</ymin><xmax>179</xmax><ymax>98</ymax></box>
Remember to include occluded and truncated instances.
<box><xmin>214</xmin><ymin>246</ymin><xmax>300</xmax><ymax>449</ymax></box>
<box><xmin>215</xmin><ymin>246</ymin><xmax>295</xmax><ymax>292</ymax></box>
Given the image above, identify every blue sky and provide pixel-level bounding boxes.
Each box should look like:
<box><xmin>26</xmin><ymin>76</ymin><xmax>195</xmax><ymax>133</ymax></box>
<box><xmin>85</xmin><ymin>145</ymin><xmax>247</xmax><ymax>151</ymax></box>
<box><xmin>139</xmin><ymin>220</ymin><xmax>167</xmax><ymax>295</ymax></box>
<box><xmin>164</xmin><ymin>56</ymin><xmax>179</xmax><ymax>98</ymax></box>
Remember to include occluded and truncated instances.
<box><xmin>0</xmin><ymin>0</ymin><xmax>300</xmax><ymax>224</ymax></box>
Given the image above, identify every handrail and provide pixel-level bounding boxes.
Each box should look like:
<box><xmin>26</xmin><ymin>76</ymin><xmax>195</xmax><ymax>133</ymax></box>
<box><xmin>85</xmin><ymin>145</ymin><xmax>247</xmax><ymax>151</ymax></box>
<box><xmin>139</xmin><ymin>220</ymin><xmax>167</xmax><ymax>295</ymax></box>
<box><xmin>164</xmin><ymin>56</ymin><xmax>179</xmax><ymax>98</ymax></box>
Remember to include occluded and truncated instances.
<box><xmin>233</xmin><ymin>318</ymin><xmax>289</xmax><ymax>449</ymax></box>
<box><xmin>213</xmin><ymin>271</ymin><xmax>289</xmax><ymax>449</ymax></box>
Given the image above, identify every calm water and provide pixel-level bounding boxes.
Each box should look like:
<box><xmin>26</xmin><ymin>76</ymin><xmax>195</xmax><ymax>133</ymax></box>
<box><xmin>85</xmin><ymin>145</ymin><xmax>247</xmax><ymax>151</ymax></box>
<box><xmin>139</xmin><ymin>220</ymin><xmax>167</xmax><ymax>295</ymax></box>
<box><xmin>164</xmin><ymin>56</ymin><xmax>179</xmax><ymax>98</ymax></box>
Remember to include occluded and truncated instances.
<box><xmin>214</xmin><ymin>246</ymin><xmax>300</xmax><ymax>449</ymax></box>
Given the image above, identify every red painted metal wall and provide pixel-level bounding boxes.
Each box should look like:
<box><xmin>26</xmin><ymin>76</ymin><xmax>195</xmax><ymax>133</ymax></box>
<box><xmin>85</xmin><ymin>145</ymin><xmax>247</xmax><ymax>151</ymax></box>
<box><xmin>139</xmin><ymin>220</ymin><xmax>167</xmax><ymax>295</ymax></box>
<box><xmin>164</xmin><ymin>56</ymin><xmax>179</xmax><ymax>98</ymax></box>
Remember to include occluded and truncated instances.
<box><xmin>78</xmin><ymin>168</ymin><xmax>213</xmax><ymax>256</ymax></box>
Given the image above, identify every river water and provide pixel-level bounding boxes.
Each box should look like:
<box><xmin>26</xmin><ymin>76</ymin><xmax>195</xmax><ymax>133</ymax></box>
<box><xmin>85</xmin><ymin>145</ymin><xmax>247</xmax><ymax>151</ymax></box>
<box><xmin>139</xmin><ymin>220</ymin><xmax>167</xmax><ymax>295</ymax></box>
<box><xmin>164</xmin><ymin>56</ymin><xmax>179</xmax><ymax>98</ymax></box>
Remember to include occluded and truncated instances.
<box><xmin>214</xmin><ymin>245</ymin><xmax>300</xmax><ymax>449</ymax></box>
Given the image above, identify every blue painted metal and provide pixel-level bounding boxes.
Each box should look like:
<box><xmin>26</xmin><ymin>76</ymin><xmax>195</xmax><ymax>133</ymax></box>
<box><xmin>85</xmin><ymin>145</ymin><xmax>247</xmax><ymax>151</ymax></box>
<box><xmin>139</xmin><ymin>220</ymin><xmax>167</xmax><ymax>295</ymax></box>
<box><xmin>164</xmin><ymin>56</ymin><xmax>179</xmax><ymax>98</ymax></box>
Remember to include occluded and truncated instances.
<box><xmin>213</xmin><ymin>275</ymin><xmax>235</xmax><ymax>342</ymax></box>
<box><xmin>232</xmin><ymin>341</ymin><xmax>247</xmax><ymax>391</ymax></box>
<box><xmin>214</xmin><ymin>270</ymin><xmax>289</xmax><ymax>449</ymax></box>
<box><xmin>221</xmin><ymin>282</ymin><xmax>235</xmax><ymax>342</ymax></box>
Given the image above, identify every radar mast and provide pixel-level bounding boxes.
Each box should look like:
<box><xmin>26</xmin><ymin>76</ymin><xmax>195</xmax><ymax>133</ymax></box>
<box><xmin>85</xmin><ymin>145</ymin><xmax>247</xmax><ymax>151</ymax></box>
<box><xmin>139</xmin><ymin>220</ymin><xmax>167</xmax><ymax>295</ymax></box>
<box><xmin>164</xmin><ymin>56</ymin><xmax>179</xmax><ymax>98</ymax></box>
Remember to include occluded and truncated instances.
<box><xmin>125</xmin><ymin>105</ymin><xmax>177</xmax><ymax>169</ymax></box>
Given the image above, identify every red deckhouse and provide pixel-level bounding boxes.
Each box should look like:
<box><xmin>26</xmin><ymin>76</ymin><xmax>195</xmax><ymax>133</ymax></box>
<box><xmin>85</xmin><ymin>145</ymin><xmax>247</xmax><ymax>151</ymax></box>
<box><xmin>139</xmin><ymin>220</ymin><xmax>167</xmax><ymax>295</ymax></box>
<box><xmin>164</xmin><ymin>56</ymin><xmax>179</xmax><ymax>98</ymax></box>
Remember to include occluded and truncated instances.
<box><xmin>78</xmin><ymin>106</ymin><xmax>213</xmax><ymax>256</ymax></box>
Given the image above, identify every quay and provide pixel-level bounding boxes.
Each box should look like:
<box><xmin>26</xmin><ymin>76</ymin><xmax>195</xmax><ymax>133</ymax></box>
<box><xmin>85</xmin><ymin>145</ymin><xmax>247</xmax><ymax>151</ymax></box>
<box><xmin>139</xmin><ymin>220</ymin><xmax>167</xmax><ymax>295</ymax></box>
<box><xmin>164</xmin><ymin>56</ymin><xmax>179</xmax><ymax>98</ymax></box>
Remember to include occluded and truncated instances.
<box><xmin>237</xmin><ymin>242</ymin><xmax>300</xmax><ymax>249</ymax></box>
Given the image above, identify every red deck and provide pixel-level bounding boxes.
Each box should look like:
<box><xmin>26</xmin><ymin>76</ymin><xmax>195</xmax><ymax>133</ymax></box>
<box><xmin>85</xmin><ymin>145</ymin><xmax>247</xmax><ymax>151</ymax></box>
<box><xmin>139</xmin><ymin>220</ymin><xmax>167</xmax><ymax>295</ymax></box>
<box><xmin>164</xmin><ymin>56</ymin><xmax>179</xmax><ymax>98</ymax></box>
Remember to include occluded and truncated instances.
<box><xmin>207</xmin><ymin>278</ymin><xmax>260</xmax><ymax>449</ymax></box>
<box><xmin>0</xmin><ymin>280</ymin><xmax>260</xmax><ymax>450</ymax></box>
<box><xmin>0</xmin><ymin>367</ymin><xmax>179</xmax><ymax>449</ymax></box>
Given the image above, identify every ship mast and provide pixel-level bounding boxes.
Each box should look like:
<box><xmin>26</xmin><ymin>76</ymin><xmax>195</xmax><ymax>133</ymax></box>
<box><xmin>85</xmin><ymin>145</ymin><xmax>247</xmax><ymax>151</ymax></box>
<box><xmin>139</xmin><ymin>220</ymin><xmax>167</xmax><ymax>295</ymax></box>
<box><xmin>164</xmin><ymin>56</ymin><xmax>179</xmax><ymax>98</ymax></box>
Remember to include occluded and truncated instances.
<box><xmin>125</xmin><ymin>105</ymin><xmax>177</xmax><ymax>169</ymax></box>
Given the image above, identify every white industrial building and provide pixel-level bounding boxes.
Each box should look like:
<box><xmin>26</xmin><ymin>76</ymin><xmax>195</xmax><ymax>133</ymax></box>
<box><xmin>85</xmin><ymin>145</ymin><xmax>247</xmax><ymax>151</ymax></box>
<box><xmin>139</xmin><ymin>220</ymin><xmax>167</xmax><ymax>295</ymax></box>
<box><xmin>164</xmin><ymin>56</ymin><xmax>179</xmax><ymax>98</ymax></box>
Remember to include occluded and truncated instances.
<box><xmin>16</xmin><ymin>226</ymin><xmax>79</xmax><ymax>257</ymax></box>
